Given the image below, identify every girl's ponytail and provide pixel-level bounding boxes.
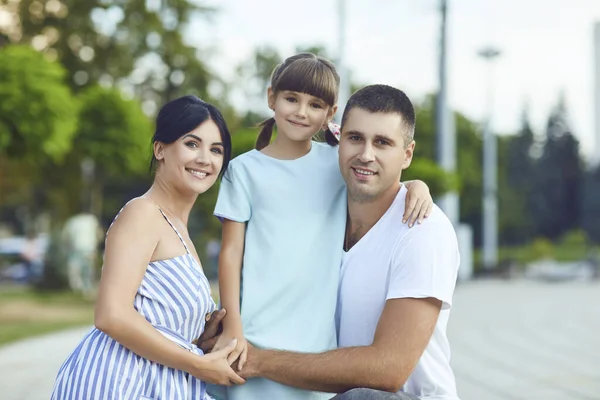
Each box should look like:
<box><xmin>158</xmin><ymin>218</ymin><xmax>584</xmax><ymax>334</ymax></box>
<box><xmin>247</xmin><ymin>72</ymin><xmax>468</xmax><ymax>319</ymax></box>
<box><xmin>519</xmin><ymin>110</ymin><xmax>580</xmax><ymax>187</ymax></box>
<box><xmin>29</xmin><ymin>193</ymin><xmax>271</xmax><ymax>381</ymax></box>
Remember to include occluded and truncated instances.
<box><xmin>324</xmin><ymin>127</ymin><xmax>339</xmax><ymax>146</ymax></box>
<box><xmin>256</xmin><ymin>117</ymin><xmax>276</xmax><ymax>150</ymax></box>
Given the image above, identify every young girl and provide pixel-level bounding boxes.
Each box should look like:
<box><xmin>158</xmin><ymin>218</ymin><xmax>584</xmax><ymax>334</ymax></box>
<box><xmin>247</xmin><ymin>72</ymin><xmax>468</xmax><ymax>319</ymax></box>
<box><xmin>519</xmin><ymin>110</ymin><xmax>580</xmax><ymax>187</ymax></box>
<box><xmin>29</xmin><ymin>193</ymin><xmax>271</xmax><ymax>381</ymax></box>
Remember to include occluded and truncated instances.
<box><xmin>51</xmin><ymin>96</ymin><xmax>244</xmax><ymax>400</ymax></box>
<box><xmin>212</xmin><ymin>53</ymin><xmax>432</xmax><ymax>400</ymax></box>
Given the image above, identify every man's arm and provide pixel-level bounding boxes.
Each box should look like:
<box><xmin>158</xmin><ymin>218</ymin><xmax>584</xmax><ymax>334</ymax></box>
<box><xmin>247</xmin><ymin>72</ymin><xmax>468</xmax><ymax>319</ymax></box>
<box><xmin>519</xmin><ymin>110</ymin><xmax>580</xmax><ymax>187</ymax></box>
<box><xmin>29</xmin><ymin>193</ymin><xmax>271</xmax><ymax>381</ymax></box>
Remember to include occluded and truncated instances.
<box><xmin>243</xmin><ymin>297</ymin><xmax>442</xmax><ymax>393</ymax></box>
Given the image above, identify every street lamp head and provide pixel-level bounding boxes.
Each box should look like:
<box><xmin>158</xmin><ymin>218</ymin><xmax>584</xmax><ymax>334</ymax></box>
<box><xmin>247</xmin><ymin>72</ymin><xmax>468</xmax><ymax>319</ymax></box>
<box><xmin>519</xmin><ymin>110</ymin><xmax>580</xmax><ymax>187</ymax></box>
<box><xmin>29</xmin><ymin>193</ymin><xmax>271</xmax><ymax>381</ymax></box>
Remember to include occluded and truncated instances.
<box><xmin>478</xmin><ymin>47</ymin><xmax>502</xmax><ymax>60</ymax></box>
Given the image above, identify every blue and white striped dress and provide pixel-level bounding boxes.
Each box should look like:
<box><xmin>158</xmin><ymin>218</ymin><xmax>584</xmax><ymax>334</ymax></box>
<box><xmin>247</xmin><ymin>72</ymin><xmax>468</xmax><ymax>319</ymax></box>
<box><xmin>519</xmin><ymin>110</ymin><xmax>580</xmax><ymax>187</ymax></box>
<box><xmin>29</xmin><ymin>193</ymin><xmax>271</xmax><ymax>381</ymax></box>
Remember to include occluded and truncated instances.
<box><xmin>51</xmin><ymin>203</ymin><xmax>216</xmax><ymax>400</ymax></box>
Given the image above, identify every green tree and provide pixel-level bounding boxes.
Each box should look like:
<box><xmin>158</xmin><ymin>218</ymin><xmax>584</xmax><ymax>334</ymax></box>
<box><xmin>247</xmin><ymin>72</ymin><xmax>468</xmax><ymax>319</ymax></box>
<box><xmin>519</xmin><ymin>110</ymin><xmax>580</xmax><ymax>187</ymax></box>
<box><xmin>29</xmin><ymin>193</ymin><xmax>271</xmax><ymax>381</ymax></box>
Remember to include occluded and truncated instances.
<box><xmin>34</xmin><ymin>86</ymin><xmax>153</xmax><ymax>222</ymax></box>
<box><xmin>10</xmin><ymin>0</ymin><xmax>216</xmax><ymax>106</ymax></box>
<box><xmin>76</xmin><ymin>86</ymin><xmax>152</xmax><ymax>177</ymax></box>
<box><xmin>500</xmin><ymin>108</ymin><xmax>536</xmax><ymax>245</ymax></box>
<box><xmin>13</xmin><ymin>0</ymin><xmax>132</xmax><ymax>92</ymax></box>
<box><xmin>0</xmin><ymin>45</ymin><xmax>78</xmax><ymax>163</ymax></box>
<box><xmin>0</xmin><ymin>45</ymin><xmax>78</xmax><ymax>230</ymax></box>
<box><xmin>118</xmin><ymin>0</ymin><xmax>217</xmax><ymax>106</ymax></box>
<box><xmin>402</xmin><ymin>158</ymin><xmax>458</xmax><ymax>198</ymax></box>
<box><xmin>582</xmin><ymin>165</ymin><xmax>600</xmax><ymax>243</ymax></box>
<box><xmin>530</xmin><ymin>94</ymin><xmax>582</xmax><ymax>240</ymax></box>
<box><xmin>507</xmin><ymin>108</ymin><xmax>535</xmax><ymax>190</ymax></box>
<box><xmin>73</xmin><ymin>85</ymin><xmax>152</xmax><ymax>215</ymax></box>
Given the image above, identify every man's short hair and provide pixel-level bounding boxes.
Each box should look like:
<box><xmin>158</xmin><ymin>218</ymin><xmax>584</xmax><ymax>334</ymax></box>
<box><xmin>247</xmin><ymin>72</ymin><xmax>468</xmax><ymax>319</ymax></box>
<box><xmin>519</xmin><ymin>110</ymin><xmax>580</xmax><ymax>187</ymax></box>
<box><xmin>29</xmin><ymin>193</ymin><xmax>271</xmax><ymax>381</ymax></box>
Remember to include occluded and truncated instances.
<box><xmin>341</xmin><ymin>84</ymin><xmax>416</xmax><ymax>147</ymax></box>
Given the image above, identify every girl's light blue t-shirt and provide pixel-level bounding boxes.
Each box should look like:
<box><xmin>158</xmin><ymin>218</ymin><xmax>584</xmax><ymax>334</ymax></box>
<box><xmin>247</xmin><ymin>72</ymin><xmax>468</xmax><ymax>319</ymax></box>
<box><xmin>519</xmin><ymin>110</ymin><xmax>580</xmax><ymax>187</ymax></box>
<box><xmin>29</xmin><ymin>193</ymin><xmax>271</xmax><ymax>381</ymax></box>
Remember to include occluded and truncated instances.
<box><xmin>212</xmin><ymin>142</ymin><xmax>346</xmax><ymax>400</ymax></box>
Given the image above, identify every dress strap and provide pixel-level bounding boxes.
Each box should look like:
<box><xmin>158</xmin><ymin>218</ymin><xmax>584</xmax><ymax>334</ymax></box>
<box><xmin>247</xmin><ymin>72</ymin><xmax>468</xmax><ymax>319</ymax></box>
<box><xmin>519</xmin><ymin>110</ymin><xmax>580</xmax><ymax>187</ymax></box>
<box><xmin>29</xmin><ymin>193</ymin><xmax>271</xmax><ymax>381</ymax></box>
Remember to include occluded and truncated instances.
<box><xmin>105</xmin><ymin>198</ymin><xmax>136</xmax><ymax>237</ymax></box>
<box><xmin>142</xmin><ymin>196</ymin><xmax>191</xmax><ymax>255</ymax></box>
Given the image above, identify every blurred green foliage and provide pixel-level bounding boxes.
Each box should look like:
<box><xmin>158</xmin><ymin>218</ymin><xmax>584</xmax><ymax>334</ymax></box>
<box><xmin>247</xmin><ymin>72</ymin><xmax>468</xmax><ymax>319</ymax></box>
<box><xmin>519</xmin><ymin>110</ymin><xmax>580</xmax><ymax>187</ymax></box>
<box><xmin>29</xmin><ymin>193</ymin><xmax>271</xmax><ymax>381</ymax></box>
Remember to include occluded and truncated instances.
<box><xmin>0</xmin><ymin>45</ymin><xmax>78</xmax><ymax>163</ymax></box>
<box><xmin>76</xmin><ymin>85</ymin><xmax>153</xmax><ymax>177</ymax></box>
<box><xmin>0</xmin><ymin>0</ymin><xmax>597</xmax><ymax>268</ymax></box>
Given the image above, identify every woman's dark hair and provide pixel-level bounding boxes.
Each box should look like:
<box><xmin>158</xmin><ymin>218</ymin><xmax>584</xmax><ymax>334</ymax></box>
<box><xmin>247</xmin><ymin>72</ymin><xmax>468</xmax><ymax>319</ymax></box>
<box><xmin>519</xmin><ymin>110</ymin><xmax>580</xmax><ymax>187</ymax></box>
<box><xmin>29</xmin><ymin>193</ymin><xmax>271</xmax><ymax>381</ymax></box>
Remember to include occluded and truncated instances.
<box><xmin>256</xmin><ymin>52</ymin><xmax>341</xmax><ymax>150</ymax></box>
<box><xmin>151</xmin><ymin>95</ymin><xmax>232</xmax><ymax>179</ymax></box>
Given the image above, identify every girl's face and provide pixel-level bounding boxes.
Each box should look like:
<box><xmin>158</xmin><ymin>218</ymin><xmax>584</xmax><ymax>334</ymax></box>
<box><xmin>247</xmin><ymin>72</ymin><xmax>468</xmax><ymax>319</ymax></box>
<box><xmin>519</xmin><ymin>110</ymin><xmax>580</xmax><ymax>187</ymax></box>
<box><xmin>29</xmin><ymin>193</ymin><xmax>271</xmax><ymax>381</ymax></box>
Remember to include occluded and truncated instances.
<box><xmin>269</xmin><ymin>89</ymin><xmax>337</xmax><ymax>143</ymax></box>
<box><xmin>154</xmin><ymin>119</ymin><xmax>225</xmax><ymax>195</ymax></box>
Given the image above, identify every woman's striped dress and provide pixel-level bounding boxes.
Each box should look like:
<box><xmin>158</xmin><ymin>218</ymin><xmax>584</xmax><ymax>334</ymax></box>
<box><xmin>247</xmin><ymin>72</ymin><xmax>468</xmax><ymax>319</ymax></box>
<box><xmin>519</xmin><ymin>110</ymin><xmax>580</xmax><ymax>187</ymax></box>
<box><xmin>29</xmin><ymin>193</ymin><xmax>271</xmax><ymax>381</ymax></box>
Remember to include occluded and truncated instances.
<box><xmin>51</xmin><ymin>205</ymin><xmax>216</xmax><ymax>400</ymax></box>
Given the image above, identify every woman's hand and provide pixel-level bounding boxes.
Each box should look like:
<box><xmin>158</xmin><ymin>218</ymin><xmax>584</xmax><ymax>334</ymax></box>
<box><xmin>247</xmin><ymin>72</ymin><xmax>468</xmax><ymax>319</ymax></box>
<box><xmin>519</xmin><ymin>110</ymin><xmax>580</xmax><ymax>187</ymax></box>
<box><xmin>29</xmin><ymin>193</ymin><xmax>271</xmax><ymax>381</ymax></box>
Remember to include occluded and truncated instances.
<box><xmin>191</xmin><ymin>339</ymin><xmax>246</xmax><ymax>386</ymax></box>
<box><xmin>403</xmin><ymin>180</ymin><xmax>433</xmax><ymax>227</ymax></box>
<box><xmin>213</xmin><ymin>327</ymin><xmax>248</xmax><ymax>370</ymax></box>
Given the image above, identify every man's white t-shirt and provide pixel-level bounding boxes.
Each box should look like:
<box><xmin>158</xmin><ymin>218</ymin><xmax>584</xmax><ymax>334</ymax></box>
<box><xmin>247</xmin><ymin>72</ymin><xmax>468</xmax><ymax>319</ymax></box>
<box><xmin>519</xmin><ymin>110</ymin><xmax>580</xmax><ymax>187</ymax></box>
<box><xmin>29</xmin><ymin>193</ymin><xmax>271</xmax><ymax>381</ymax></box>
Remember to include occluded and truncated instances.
<box><xmin>337</xmin><ymin>185</ymin><xmax>460</xmax><ymax>400</ymax></box>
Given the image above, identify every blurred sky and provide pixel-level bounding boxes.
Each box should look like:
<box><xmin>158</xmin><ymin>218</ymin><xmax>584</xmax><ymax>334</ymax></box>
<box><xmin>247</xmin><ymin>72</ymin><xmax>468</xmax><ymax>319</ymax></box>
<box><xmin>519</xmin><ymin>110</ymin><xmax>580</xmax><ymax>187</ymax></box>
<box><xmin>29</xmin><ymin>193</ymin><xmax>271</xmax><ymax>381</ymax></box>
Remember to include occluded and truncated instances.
<box><xmin>190</xmin><ymin>0</ymin><xmax>600</xmax><ymax>160</ymax></box>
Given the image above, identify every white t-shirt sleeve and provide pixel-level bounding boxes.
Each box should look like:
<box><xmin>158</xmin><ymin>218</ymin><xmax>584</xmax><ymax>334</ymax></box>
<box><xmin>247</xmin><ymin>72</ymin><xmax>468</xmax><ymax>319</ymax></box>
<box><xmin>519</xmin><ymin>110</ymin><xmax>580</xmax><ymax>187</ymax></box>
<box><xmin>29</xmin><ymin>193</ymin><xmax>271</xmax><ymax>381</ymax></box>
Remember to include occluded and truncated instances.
<box><xmin>214</xmin><ymin>161</ymin><xmax>252</xmax><ymax>222</ymax></box>
<box><xmin>386</xmin><ymin>218</ymin><xmax>459</xmax><ymax>309</ymax></box>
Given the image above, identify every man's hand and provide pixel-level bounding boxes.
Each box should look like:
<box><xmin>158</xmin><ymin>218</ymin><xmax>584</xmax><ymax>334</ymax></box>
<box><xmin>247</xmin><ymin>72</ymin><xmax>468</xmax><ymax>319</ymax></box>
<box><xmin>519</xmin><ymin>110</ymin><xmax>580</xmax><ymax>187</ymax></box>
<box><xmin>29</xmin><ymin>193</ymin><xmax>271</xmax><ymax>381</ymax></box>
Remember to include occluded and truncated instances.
<box><xmin>238</xmin><ymin>341</ymin><xmax>261</xmax><ymax>378</ymax></box>
<box><xmin>195</xmin><ymin>309</ymin><xmax>226</xmax><ymax>353</ymax></box>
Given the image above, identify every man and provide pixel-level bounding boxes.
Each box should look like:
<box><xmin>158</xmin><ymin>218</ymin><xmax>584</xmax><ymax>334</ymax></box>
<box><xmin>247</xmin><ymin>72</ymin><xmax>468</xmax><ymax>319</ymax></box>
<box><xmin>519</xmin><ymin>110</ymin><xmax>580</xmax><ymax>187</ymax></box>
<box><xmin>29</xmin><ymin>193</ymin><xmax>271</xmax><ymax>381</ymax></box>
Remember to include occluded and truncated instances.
<box><xmin>201</xmin><ymin>84</ymin><xmax>460</xmax><ymax>399</ymax></box>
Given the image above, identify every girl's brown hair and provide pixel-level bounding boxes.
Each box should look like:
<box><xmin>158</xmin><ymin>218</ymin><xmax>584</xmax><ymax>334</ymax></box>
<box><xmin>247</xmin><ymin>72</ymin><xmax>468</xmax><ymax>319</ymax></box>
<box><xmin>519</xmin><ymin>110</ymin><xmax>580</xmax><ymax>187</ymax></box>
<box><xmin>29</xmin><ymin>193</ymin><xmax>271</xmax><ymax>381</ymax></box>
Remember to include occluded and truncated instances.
<box><xmin>256</xmin><ymin>53</ymin><xmax>340</xmax><ymax>150</ymax></box>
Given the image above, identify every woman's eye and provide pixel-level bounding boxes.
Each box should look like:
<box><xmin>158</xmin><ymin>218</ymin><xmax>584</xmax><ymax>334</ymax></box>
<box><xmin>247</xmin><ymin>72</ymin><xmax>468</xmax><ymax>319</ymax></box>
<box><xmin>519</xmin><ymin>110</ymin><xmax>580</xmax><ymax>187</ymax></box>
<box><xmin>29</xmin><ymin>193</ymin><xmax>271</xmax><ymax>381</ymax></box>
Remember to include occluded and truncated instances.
<box><xmin>211</xmin><ymin>148</ymin><xmax>223</xmax><ymax>155</ymax></box>
<box><xmin>185</xmin><ymin>141</ymin><xmax>199</xmax><ymax>148</ymax></box>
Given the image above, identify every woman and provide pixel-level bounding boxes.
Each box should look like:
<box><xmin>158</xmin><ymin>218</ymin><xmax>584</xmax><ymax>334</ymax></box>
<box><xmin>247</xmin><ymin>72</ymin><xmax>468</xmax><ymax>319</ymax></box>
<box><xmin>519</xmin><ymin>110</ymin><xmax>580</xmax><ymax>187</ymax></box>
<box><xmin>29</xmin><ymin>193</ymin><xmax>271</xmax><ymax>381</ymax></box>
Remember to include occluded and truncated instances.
<box><xmin>51</xmin><ymin>95</ymin><xmax>244</xmax><ymax>400</ymax></box>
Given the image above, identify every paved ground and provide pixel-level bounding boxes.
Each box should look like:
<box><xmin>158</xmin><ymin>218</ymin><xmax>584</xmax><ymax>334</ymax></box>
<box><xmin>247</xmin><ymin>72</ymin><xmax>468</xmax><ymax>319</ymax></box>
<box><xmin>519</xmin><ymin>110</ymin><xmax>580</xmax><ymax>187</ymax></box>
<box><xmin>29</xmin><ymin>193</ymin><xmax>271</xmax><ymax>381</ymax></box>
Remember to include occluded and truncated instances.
<box><xmin>1</xmin><ymin>280</ymin><xmax>599</xmax><ymax>400</ymax></box>
<box><xmin>0</xmin><ymin>326</ymin><xmax>91</xmax><ymax>400</ymax></box>
<box><xmin>448</xmin><ymin>280</ymin><xmax>600</xmax><ymax>400</ymax></box>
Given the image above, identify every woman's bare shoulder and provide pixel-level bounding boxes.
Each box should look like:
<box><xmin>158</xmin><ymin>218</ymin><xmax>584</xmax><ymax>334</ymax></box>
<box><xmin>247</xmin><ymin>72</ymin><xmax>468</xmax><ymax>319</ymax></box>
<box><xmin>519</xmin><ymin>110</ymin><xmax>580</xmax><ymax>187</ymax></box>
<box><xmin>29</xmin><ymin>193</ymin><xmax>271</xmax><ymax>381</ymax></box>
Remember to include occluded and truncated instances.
<box><xmin>107</xmin><ymin>197</ymin><xmax>164</xmax><ymax>238</ymax></box>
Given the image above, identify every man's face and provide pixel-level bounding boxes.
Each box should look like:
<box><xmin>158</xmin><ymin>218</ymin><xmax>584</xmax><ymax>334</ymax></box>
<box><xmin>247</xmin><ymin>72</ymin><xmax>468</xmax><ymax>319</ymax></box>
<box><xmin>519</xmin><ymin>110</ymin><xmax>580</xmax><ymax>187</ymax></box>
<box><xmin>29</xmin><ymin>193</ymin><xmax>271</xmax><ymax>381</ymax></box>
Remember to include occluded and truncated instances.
<box><xmin>338</xmin><ymin>108</ymin><xmax>415</xmax><ymax>203</ymax></box>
